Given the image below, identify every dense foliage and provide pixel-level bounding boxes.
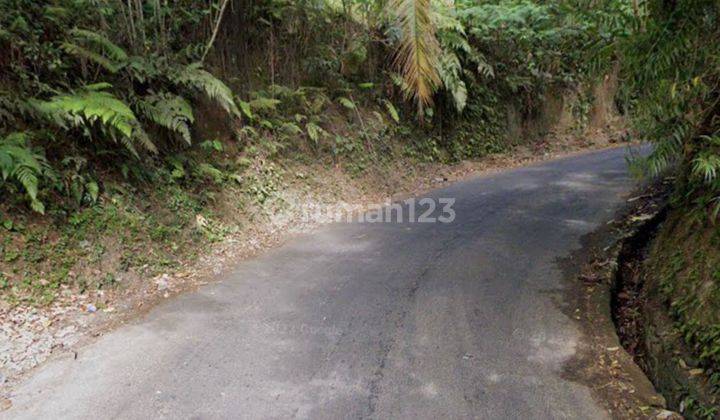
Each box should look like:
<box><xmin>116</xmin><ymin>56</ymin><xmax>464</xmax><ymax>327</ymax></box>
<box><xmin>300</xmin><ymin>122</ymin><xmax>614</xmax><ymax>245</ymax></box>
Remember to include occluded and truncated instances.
<box><xmin>0</xmin><ymin>0</ymin><xmax>618</xmax><ymax>214</ymax></box>
<box><xmin>0</xmin><ymin>0</ymin><xmax>244</xmax><ymax>212</ymax></box>
<box><xmin>617</xmin><ymin>0</ymin><xmax>720</xmax><ymax>409</ymax></box>
<box><xmin>7</xmin><ymin>0</ymin><xmax>713</xmax><ymax>220</ymax></box>
<box><xmin>617</xmin><ymin>0</ymin><xmax>720</xmax><ymax>218</ymax></box>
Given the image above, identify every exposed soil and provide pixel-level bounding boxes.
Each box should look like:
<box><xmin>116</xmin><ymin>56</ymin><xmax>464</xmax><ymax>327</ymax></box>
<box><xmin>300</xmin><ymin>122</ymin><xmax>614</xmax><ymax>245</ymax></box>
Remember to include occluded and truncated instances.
<box><xmin>612</xmin><ymin>191</ymin><xmax>720</xmax><ymax>417</ymax></box>
<box><xmin>560</xmin><ymin>178</ymin><xmax>679</xmax><ymax>419</ymax></box>
<box><xmin>567</xmin><ymin>173</ymin><xmax>720</xmax><ymax>418</ymax></box>
<box><xmin>611</xmin><ymin>200</ymin><xmax>668</xmax><ymax>367</ymax></box>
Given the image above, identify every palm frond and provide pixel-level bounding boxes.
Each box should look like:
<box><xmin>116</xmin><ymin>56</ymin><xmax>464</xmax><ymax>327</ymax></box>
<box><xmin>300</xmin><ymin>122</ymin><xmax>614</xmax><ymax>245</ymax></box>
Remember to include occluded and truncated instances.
<box><xmin>389</xmin><ymin>0</ymin><xmax>442</xmax><ymax>115</ymax></box>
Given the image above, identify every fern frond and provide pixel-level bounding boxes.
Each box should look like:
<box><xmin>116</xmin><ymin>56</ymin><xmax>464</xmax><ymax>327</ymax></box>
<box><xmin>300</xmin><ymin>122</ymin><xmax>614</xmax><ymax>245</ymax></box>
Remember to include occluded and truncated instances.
<box><xmin>383</xmin><ymin>100</ymin><xmax>400</xmax><ymax>123</ymax></box>
<box><xmin>70</xmin><ymin>29</ymin><xmax>128</xmax><ymax>62</ymax></box>
<box><xmin>31</xmin><ymin>87</ymin><xmax>156</xmax><ymax>155</ymax></box>
<box><xmin>305</xmin><ymin>122</ymin><xmax>327</xmax><ymax>144</ymax></box>
<box><xmin>171</xmin><ymin>63</ymin><xmax>240</xmax><ymax>117</ymax></box>
<box><xmin>126</xmin><ymin>56</ymin><xmax>162</xmax><ymax>83</ymax></box>
<box><xmin>44</xmin><ymin>90</ymin><xmax>134</xmax><ymax>135</ymax></box>
<box><xmin>62</xmin><ymin>43</ymin><xmax>123</xmax><ymax>73</ymax></box>
<box><xmin>62</xmin><ymin>29</ymin><xmax>128</xmax><ymax>73</ymax></box>
<box><xmin>129</xmin><ymin>122</ymin><xmax>158</xmax><ymax>155</ymax></box>
<box><xmin>248</xmin><ymin>97</ymin><xmax>281</xmax><ymax>112</ymax></box>
<box><xmin>136</xmin><ymin>93</ymin><xmax>195</xmax><ymax>145</ymax></box>
<box><xmin>0</xmin><ymin>132</ymin><xmax>52</xmax><ymax>213</ymax></box>
<box><xmin>693</xmin><ymin>153</ymin><xmax>720</xmax><ymax>184</ymax></box>
<box><xmin>437</xmin><ymin>51</ymin><xmax>467</xmax><ymax>112</ymax></box>
<box><xmin>0</xmin><ymin>94</ymin><xmax>21</xmax><ymax>126</ymax></box>
<box><xmin>194</xmin><ymin>162</ymin><xmax>224</xmax><ymax>184</ymax></box>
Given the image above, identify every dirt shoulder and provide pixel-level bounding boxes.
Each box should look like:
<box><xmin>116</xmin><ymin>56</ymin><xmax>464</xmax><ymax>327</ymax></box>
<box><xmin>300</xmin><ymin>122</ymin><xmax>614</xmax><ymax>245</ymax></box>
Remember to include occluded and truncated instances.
<box><xmin>560</xmin><ymin>179</ymin><xmax>682</xmax><ymax>419</ymax></box>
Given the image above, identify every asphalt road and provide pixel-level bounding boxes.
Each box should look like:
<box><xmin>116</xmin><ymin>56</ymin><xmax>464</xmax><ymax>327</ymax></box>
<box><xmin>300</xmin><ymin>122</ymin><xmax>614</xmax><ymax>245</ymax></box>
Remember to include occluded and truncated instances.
<box><xmin>4</xmin><ymin>147</ymin><xmax>641</xmax><ymax>419</ymax></box>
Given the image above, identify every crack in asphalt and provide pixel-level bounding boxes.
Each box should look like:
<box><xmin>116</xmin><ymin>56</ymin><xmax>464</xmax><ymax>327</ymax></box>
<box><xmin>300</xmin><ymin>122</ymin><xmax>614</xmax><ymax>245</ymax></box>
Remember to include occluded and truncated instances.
<box><xmin>365</xmin><ymin>230</ymin><xmax>460</xmax><ymax>418</ymax></box>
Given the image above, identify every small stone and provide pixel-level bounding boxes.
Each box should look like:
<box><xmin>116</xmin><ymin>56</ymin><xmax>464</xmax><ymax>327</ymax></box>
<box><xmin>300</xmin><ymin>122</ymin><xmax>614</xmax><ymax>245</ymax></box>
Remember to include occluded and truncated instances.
<box><xmin>155</xmin><ymin>274</ymin><xmax>170</xmax><ymax>291</ymax></box>
<box><xmin>689</xmin><ymin>368</ymin><xmax>704</xmax><ymax>376</ymax></box>
<box><xmin>655</xmin><ymin>409</ymin><xmax>676</xmax><ymax>419</ymax></box>
<box><xmin>86</xmin><ymin>304</ymin><xmax>97</xmax><ymax>313</ymax></box>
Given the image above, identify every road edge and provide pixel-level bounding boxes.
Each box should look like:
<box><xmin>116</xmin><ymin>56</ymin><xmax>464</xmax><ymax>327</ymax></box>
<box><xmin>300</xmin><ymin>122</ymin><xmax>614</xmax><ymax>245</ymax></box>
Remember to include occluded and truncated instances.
<box><xmin>558</xmin><ymin>180</ymin><xmax>680</xmax><ymax>419</ymax></box>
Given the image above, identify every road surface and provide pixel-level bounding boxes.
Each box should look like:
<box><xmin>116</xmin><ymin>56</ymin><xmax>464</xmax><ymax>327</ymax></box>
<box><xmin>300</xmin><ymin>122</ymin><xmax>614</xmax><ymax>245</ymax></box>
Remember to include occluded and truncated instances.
<box><xmin>4</xmin><ymin>147</ymin><xmax>641</xmax><ymax>419</ymax></box>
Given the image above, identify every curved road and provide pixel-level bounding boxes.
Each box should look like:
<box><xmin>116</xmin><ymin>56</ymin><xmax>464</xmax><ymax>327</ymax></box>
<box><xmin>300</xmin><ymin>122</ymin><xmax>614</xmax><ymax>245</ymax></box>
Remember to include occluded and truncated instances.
<box><xmin>5</xmin><ymin>147</ymin><xmax>640</xmax><ymax>419</ymax></box>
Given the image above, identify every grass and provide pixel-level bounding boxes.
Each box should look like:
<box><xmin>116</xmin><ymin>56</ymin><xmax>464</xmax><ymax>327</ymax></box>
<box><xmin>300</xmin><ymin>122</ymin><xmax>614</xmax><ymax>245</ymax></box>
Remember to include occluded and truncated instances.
<box><xmin>0</xmin><ymin>178</ymin><xmax>221</xmax><ymax>306</ymax></box>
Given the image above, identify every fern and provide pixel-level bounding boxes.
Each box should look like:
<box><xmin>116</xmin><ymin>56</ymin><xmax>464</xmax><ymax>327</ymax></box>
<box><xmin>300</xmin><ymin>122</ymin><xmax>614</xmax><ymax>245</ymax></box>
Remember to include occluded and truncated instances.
<box><xmin>338</xmin><ymin>97</ymin><xmax>356</xmax><ymax>110</ymax></box>
<box><xmin>248</xmin><ymin>97</ymin><xmax>281</xmax><ymax>112</ymax></box>
<box><xmin>0</xmin><ymin>132</ymin><xmax>52</xmax><ymax>213</ymax></box>
<box><xmin>171</xmin><ymin>63</ymin><xmax>240</xmax><ymax>117</ymax></box>
<box><xmin>617</xmin><ymin>0</ymin><xmax>720</xmax><ymax>212</ymax></box>
<box><xmin>305</xmin><ymin>122</ymin><xmax>327</xmax><ymax>144</ymax></box>
<box><xmin>136</xmin><ymin>93</ymin><xmax>195</xmax><ymax>145</ymax></box>
<box><xmin>69</xmin><ymin>29</ymin><xmax>128</xmax><ymax>62</ymax></box>
<box><xmin>62</xmin><ymin>28</ymin><xmax>129</xmax><ymax>73</ymax></box>
<box><xmin>32</xmin><ymin>86</ymin><xmax>156</xmax><ymax>155</ymax></box>
<box><xmin>0</xmin><ymin>94</ymin><xmax>23</xmax><ymax>127</ymax></box>
<box><xmin>693</xmin><ymin>153</ymin><xmax>720</xmax><ymax>184</ymax></box>
<box><xmin>437</xmin><ymin>51</ymin><xmax>467</xmax><ymax>112</ymax></box>
<box><xmin>194</xmin><ymin>163</ymin><xmax>224</xmax><ymax>184</ymax></box>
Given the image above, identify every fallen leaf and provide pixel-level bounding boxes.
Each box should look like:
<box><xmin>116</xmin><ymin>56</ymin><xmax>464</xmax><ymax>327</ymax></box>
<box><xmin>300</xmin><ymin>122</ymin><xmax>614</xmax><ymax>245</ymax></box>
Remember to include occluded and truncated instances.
<box><xmin>630</xmin><ymin>213</ymin><xmax>655</xmax><ymax>222</ymax></box>
<box><xmin>0</xmin><ymin>398</ymin><xmax>12</xmax><ymax>411</ymax></box>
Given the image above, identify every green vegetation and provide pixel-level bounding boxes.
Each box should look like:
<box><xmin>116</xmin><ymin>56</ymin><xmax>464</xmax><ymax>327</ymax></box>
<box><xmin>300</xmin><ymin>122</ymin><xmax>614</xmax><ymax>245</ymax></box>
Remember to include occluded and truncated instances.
<box><xmin>617</xmin><ymin>0</ymin><xmax>720</xmax><ymax>214</ymax></box>
<box><xmin>3</xmin><ymin>2</ymin><xmax>720</xmax><ymax>415</ymax></box>
<box><xmin>0</xmin><ymin>0</ymin><xmax>630</xmax><ymax>306</ymax></box>
<box><xmin>609</xmin><ymin>2</ymin><xmax>720</xmax><ymax>416</ymax></box>
<box><xmin>0</xmin><ymin>0</ymin><xmax>240</xmax><ymax>212</ymax></box>
<box><xmin>646</xmin><ymin>212</ymin><xmax>720</xmax><ymax>418</ymax></box>
<box><xmin>0</xmin><ymin>0</ymin><xmax>627</xmax><ymax>213</ymax></box>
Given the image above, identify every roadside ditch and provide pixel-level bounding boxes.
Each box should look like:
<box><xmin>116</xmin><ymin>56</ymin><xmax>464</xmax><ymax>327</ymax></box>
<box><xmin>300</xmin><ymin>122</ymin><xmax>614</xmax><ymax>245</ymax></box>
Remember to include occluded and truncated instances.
<box><xmin>613</xmin><ymin>199</ymin><xmax>720</xmax><ymax>417</ymax></box>
<box><xmin>567</xmin><ymin>177</ymin><xmax>719</xmax><ymax>419</ymax></box>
